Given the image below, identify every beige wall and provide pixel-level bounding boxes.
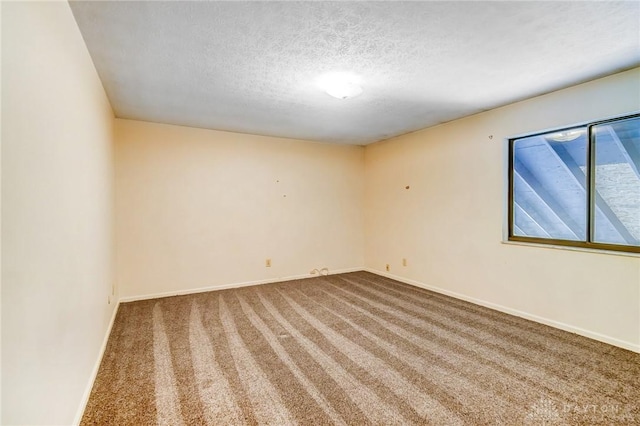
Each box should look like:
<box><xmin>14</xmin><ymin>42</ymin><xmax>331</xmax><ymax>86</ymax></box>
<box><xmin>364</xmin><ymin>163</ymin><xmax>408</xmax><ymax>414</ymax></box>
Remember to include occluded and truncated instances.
<box><xmin>1</xmin><ymin>2</ymin><xmax>115</xmax><ymax>424</ymax></box>
<box><xmin>115</xmin><ymin>119</ymin><xmax>364</xmax><ymax>299</ymax></box>
<box><xmin>364</xmin><ymin>68</ymin><xmax>640</xmax><ymax>351</ymax></box>
<box><xmin>1</xmin><ymin>5</ymin><xmax>637</xmax><ymax>423</ymax></box>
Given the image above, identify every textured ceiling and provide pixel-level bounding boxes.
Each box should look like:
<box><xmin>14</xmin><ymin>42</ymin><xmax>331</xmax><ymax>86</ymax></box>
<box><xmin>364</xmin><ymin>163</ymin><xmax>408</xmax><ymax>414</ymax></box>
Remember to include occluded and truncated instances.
<box><xmin>69</xmin><ymin>1</ymin><xmax>640</xmax><ymax>145</ymax></box>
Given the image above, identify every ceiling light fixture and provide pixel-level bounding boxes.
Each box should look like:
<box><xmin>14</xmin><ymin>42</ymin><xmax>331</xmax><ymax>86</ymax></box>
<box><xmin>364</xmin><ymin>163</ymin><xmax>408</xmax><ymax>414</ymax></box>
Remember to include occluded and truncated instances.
<box><xmin>317</xmin><ymin>72</ymin><xmax>363</xmax><ymax>100</ymax></box>
<box><xmin>548</xmin><ymin>129</ymin><xmax>584</xmax><ymax>142</ymax></box>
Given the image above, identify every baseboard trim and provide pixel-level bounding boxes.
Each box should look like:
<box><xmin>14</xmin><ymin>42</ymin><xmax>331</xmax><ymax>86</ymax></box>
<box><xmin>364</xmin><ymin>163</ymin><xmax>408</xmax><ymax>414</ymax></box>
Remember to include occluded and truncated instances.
<box><xmin>364</xmin><ymin>268</ymin><xmax>640</xmax><ymax>353</ymax></box>
<box><xmin>119</xmin><ymin>267</ymin><xmax>365</xmax><ymax>303</ymax></box>
<box><xmin>74</xmin><ymin>300</ymin><xmax>121</xmax><ymax>425</ymax></box>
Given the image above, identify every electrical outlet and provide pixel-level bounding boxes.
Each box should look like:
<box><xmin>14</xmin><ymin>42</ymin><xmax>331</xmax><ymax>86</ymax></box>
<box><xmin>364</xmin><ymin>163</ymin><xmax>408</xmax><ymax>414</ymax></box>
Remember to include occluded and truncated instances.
<box><xmin>266</xmin><ymin>258</ymin><xmax>272</xmax><ymax>267</ymax></box>
<box><xmin>402</xmin><ymin>258</ymin><xmax>407</xmax><ymax>267</ymax></box>
<box><xmin>385</xmin><ymin>264</ymin><xmax>390</xmax><ymax>272</ymax></box>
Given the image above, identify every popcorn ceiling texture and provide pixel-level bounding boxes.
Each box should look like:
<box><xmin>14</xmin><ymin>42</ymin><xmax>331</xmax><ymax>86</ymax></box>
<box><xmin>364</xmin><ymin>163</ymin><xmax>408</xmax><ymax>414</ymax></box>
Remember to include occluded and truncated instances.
<box><xmin>70</xmin><ymin>1</ymin><xmax>640</xmax><ymax>145</ymax></box>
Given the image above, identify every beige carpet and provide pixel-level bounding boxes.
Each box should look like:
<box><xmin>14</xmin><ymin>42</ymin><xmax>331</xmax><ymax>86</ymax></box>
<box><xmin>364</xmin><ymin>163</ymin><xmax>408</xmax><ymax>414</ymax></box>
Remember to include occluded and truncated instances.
<box><xmin>81</xmin><ymin>272</ymin><xmax>640</xmax><ymax>425</ymax></box>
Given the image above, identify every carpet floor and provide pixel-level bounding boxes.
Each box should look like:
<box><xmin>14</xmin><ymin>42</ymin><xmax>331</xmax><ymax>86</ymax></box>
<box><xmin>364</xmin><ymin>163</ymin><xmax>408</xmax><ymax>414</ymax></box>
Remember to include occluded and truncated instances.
<box><xmin>81</xmin><ymin>271</ymin><xmax>640</xmax><ymax>425</ymax></box>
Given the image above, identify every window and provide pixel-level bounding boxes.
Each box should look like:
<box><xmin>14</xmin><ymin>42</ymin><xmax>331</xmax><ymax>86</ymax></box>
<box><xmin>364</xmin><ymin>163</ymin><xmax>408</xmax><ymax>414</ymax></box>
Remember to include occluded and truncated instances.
<box><xmin>508</xmin><ymin>114</ymin><xmax>640</xmax><ymax>253</ymax></box>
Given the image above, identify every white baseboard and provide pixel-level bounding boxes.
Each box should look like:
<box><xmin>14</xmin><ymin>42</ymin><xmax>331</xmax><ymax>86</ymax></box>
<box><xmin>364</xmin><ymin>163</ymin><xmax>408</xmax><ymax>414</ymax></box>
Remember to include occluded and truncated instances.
<box><xmin>363</xmin><ymin>268</ymin><xmax>640</xmax><ymax>354</ymax></box>
<box><xmin>73</xmin><ymin>300</ymin><xmax>121</xmax><ymax>426</ymax></box>
<box><xmin>119</xmin><ymin>267</ymin><xmax>364</xmax><ymax>303</ymax></box>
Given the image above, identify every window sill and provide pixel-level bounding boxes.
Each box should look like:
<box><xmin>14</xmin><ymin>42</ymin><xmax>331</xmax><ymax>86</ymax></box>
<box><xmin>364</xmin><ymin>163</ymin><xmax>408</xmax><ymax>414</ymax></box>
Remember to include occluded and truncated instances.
<box><xmin>501</xmin><ymin>239</ymin><xmax>640</xmax><ymax>258</ymax></box>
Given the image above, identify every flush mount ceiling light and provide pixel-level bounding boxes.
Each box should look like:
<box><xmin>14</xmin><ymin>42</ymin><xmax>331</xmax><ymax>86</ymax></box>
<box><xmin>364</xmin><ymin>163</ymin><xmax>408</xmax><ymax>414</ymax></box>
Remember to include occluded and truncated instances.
<box><xmin>316</xmin><ymin>72</ymin><xmax>363</xmax><ymax>100</ymax></box>
<box><xmin>548</xmin><ymin>129</ymin><xmax>585</xmax><ymax>142</ymax></box>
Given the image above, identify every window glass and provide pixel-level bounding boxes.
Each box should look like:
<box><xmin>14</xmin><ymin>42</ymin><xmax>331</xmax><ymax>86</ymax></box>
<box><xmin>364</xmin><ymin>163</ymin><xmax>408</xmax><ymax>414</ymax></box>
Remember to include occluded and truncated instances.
<box><xmin>509</xmin><ymin>113</ymin><xmax>640</xmax><ymax>253</ymax></box>
<box><xmin>593</xmin><ymin>117</ymin><xmax>640</xmax><ymax>246</ymax></box>
<box><xmin>512</xmin><ymin>128</ymin><xmax>587</xmax><ymax>241</ymax></box>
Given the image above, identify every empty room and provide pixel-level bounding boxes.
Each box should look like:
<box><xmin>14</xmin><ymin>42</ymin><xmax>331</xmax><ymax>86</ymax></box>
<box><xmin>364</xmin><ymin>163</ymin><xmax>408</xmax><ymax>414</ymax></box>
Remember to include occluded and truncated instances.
<box><xmin>2</xmin><ymin>1</ymin><xmax>640</xmax><ymax>425</ymax></box>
